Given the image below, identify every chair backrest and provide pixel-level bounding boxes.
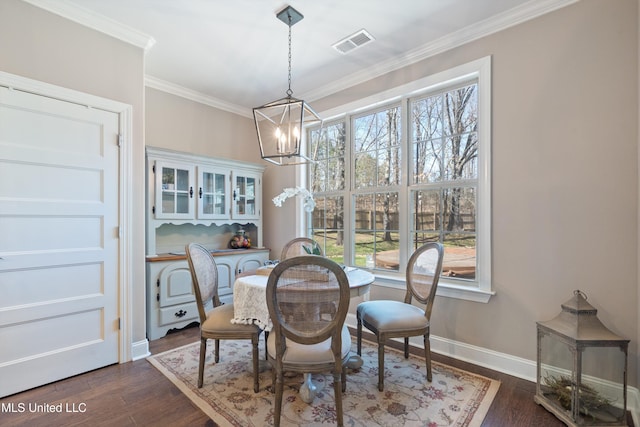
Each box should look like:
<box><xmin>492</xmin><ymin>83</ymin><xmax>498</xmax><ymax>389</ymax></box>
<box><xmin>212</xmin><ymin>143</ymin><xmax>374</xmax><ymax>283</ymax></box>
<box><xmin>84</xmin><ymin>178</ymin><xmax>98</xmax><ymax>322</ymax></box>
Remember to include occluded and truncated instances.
<box><xmin>266</xmin><ymin>256</ymin><xmax>349</xmax><ymax>349</ymax></box>
<box><xmin>405</xmin><ymin>242</ymin><xmax>445</xmax><ymax>318</ymax></box>
<box><xmin>185</xmin><ymin>243</ymin><xmax>221</xmax><ymax>323</ymax></box>
<box><xmin>280</xmin><ymin>237</ymin><xmax>323</xmax><ymax>260</ymax></box>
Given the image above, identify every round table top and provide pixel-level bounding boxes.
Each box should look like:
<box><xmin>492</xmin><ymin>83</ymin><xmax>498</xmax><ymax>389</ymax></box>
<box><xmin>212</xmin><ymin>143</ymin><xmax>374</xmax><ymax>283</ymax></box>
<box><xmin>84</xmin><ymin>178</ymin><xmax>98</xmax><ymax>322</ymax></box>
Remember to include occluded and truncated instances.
<box><xmin>243</xmin><ymin>266</ymin><xmax>374</xmax><ymax>292</ymax></box>
<box><xmin>232</xmin><ymin>267</ymin><xmax>374</xmax><ymax>331</ymax></box>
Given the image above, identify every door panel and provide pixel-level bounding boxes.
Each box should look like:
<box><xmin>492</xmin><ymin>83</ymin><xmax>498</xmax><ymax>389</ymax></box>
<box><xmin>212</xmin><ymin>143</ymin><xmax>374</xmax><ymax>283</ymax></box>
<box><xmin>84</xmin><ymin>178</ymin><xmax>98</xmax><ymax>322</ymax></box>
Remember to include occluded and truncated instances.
<box><xmin>0</xmin><ymin>86</ymin><xmax>120</xmax><ymax>397</ymax></box>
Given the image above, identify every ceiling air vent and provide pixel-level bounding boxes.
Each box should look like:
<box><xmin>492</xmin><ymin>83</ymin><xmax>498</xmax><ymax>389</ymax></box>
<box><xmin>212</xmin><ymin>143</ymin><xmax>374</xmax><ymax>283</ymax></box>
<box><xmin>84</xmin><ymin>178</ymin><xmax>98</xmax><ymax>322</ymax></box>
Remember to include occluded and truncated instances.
<box><xmin>332</xmin><ymin>29</ymin><xmax>375</xmax><ymax>54</ymax></box>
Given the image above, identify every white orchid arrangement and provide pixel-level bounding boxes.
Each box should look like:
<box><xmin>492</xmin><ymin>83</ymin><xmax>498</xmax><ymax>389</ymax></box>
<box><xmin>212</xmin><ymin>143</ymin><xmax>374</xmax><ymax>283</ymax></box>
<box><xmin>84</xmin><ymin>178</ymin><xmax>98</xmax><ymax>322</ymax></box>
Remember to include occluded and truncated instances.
<box><xmin>272</xmin><ymin>186</ymin><xmax>315</xmax><ymax>212</ymax></box>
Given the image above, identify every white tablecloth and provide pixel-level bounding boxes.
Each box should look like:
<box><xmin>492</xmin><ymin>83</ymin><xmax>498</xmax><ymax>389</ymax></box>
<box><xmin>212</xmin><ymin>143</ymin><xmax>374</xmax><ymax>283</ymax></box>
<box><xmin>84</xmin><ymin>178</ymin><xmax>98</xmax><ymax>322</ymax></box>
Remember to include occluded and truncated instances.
<box><xmin>231</xmin><ymin>267</ymin><xmax>374</xmax><ymax>332</ymax></box>
<box><xmin>231</xmin><ymin>274</ymin><xmax>272</xmax><ymax>330</ymax></box>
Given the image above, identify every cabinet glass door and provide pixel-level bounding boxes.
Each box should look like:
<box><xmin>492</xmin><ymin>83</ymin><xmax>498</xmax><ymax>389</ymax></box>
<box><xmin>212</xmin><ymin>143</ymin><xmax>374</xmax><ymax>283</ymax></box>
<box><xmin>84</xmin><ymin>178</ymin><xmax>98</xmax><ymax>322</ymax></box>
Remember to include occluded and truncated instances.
<box><xmin>233</xmin><ymin>173</ymin><xmax>260</xmax><ymax>219</ymax></box>
<box><xmin>155</xmin><ymin>161</ymin><xmax>195</xmax><ymax>219</ymax></box>
<box><xmin>198</xmin><ymin>167</ymin><xmax>229</xmax><ymax>219</ymax></box>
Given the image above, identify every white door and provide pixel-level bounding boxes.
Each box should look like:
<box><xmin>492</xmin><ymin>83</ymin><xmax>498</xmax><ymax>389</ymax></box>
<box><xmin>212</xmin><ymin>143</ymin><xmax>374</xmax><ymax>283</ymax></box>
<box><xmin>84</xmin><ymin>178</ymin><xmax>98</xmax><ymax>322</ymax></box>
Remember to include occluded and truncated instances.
<box><xmin>0</xmin><ymin>86</ymin><xmax>120</xmax><ymax>397</ymax></box>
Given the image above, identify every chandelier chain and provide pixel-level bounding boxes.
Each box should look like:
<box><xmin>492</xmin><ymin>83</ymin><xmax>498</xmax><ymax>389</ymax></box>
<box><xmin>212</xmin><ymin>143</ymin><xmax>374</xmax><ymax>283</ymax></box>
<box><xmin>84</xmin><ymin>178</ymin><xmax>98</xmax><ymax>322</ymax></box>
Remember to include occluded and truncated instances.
<box><xmin>287</xmin><ymin>14</ymin><xmax>293</xmax><ymax>97</ymax></box>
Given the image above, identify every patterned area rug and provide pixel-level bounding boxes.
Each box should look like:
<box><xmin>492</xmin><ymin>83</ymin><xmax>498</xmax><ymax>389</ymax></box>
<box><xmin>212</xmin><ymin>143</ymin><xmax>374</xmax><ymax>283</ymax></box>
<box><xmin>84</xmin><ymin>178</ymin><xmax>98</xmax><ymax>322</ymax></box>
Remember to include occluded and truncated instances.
<box><xmin>147</xmin><ymin>339</ymin><xmax>499</xmax><ymax>427</ymax></box>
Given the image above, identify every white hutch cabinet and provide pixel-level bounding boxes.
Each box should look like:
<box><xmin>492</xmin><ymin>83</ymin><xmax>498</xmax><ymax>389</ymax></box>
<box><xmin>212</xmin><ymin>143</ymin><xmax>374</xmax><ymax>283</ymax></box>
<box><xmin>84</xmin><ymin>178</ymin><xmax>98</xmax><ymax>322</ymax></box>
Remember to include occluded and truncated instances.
<box><xmin>145</xmin><ymin>147</ymin><xmax>269</xmax><ymax>340</ymax></box>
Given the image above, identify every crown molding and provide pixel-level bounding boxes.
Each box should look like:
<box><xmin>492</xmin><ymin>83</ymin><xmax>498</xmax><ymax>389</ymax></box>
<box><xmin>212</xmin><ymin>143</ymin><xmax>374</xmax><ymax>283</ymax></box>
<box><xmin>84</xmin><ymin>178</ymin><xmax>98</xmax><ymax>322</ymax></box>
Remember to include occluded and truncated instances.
<box><xmin>304</xmin><ymin>0</ymin><xmax>578</xmax><ymax>102</ymax></box>
<box><xmin>21</xmin><ymin>0</ymin><xmax>155</xmax><ymax>50</ymax></box>
<box><xmin>145</xmin><ymin>76</ymin><xmax>252</xmax><ymax>118</ymax></box>
<box><xmin>22</xmin><ymin>0</ymin><xmax>577</xmax><ymax>115</ymax></box>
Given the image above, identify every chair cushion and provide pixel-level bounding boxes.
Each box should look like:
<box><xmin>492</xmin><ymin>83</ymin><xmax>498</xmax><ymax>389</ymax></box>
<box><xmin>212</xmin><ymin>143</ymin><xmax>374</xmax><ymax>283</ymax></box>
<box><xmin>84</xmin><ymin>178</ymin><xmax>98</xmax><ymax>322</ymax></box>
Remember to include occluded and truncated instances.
<box><xmin>267</xmin><ymin>325</ymin><xmax>351</xmax><ymax>364</ymax></box>
<box><xmin>202</xmin><ymin>303</ymin><xmax>260</xmax><ymax>333</ymax></box>
<box><xmin>357</xmin><ymin>300</ymin><xmax>428</xmax><ymax>332</ymax></box>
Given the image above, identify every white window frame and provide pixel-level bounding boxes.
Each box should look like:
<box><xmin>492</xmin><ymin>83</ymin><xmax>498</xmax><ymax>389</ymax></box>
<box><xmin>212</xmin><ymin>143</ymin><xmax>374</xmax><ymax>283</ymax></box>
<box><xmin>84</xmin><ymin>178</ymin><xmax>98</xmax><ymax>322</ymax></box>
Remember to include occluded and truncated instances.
<box><xmin>307</xmin><ymin>56</ymin><xmax>493</xmax><ymax>303</ymax></box>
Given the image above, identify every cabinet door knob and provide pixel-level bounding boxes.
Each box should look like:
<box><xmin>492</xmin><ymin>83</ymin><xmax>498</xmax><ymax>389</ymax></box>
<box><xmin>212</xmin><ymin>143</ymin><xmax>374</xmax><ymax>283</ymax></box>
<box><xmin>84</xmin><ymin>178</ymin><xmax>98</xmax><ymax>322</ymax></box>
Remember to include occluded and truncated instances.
<box><xmin>175</xmin><ymin>309</ymin><xmax>187</xmax><ymax>318</ymax></box>
<box><xmin>189</xmin><ymin>187</ymin><xmax>194</xmax><ymax>198</ymax></box>
<box><xmin>199</xmin><ymin>187</ymin><xmax>203</xmax><ymax>198</ymax></box>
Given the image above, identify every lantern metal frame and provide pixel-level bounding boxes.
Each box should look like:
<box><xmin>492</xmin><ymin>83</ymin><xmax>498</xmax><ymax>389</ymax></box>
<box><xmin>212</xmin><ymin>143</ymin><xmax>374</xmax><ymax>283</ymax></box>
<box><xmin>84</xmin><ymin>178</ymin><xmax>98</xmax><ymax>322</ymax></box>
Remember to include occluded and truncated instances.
<box><xmin>253</xmin><ymin>5</ymin><xmax>321</xmax><ymax>166</ymax></box>
<box><xmin>535</xmin><ymin>290</ymin><xmax>629</xmax><ymax>426</ymax></box>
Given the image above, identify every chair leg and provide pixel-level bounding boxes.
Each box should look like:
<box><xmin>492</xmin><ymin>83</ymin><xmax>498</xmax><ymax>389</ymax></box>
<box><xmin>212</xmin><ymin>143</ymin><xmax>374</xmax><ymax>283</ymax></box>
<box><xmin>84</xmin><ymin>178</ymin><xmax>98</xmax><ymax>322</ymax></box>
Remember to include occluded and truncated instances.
<box><xmin>424</xmin><ymin>334</ymin><xmax>432</xmax><ymax>382</ymax></box>
<box><xmin>252</xmin><ymin>335</ymin><xmax>259</xmax><ymax>393</ymax></box>
<box><xmin>198</xmin><ymin>337</ymin><xmax>207</xmax><ymax>388</ymax></box>
<box><xmin>377</xmin><ymin>339</ymin><xmax>385</xmax><ymax>392</ymax></box>
<box><xmin>333</xmin><ymin>371</ymin><xmax>344</xmax><ymax>427</ymax></box>
<box><xmin>356</xmin><ymin>313</ymin><xmax>362</xmax><ymax>356</ymax></box>
<box><xmin>270</xmin><ymin>360</ymin><xmax>276</xmax><ymax>393</ymax></box>
<box><xmin>274</xmin><ymin>370</ymin><xmax>284</xmax><ymax>427</ymax></box>
<box><xmin>404</xmin><ymin>337</ymin><xmax>409</xmax><ymax>359</ymax></box>
<box><xmin>214</xmin><ymin>339</ymin><xmax>220</xmax><ymax>363</ymax></box>
<box><xmin>264</xmin><ymin>331</ymin><xmax>269</xmax><ymax>360</ymax></box>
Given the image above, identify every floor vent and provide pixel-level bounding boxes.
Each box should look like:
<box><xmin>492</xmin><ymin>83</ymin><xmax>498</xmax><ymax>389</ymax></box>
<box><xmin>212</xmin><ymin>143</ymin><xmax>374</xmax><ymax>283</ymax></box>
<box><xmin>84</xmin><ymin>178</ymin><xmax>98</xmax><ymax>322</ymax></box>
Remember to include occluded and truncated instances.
<box><xmin>332</xmin><ymin>29</ymin><xmax>375</xmax><ymax>54</ymax></box>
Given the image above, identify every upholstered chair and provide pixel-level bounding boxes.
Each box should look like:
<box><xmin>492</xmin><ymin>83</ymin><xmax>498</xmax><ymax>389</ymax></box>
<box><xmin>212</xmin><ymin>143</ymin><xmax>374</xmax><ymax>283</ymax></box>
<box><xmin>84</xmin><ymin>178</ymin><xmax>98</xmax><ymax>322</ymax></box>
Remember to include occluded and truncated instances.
<box><xmin>185</xmin><ymin>243</ymin><xmax>265</xmax><ymax>392</ymax></box>
<box><xmin>356</xmin><ymin>242</ymin><xmax>444</xmax><ymax>391</ymax></box>
<box><xmin>266</xmin><ymin>255</ymin><xmax>351</xmax><ymax>427</ymax></box>
<box><xmin>280</xmin><ymin>237</ymin><xmax>323</xmax><ymax>260</ymax></box>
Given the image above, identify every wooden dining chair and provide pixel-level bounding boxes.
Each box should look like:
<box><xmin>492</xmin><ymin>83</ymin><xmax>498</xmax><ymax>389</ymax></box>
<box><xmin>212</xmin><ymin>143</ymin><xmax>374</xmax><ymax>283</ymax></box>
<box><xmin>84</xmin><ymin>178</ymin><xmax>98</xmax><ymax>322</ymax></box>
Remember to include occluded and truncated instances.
<box><xmin>356</xmin><ymin>242</ymin><xmax>444</xmax><ymax>391</ymax></box>
<box><xmin>280</xmin><ymin>237</ymin><xmax>323</xmax><ymax>260</ymax></box>
<box><xmin>185</xmin><ymin>243</ymin><xmax>264</xmax><ymax>392</ymax></box>
<box><xmin>266</xmin><ymin>256</ymin><xmax>351</xmax><ymax>427</ymax></box>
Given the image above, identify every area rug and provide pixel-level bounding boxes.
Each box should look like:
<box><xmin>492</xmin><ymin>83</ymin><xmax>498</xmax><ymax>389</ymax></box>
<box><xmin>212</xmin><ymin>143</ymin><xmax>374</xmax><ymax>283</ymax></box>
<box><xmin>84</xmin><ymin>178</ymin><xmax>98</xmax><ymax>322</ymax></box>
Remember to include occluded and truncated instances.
<box><xmin>147</xmin><ymin>338</ymin><xmax>500</xmax><ymax>427</ymax></box>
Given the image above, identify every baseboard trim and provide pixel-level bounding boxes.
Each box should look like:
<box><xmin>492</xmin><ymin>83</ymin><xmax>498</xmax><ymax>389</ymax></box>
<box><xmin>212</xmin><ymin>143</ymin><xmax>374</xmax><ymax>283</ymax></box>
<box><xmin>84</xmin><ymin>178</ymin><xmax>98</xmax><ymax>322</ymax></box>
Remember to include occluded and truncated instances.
<box><xmin>131</xmin><ymin>339</ymin><xmax>150</xmax><ymax>361</ymax></box>
<box><xmin>345</xmin><ymin>313</ymin><xmax>639</xmax><ymax>426</ymax></box>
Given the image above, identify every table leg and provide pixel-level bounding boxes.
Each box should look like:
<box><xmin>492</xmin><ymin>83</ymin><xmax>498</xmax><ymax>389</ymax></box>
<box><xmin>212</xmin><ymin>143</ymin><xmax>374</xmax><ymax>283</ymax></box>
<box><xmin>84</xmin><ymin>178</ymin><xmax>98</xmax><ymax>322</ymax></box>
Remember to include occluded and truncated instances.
<box><xmin>299</xmin><ymin>373</ymin><xmax>317</xmax><ymax>403</ymax></box>
<box><xmin>345</xmin><ymin>353</ymin><xmax>364</xmax><ymax>370</ymax></box>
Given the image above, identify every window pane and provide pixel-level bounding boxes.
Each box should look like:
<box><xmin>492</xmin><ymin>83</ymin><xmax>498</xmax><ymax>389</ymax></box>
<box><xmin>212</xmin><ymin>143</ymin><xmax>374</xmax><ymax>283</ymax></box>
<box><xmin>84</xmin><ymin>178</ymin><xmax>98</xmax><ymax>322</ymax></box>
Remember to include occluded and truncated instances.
<box><xmin>354</xmin><ymin>106</ymin><xmax>401</xmax><ymax>189</ymax></box>
<box><xmin>377</xmin><ymin>146</ymin><xmax>401</xmax><ymax>186</ymax></box>
<box><xmin>310</xmin><ymin>196</ymin><xmax>345</xmax><ymax>265</ymax></box>
<box><xmin>444</xmin><ymin>85</ymin><xmax>477</xmax><ymax>136</ymax></box>
<box><xmin>410</xmin><ymin>232</ymin><xmax>440</xmax><ymax>251</ymax></box>
<box><xmin>412</xmin><ymin>95</ymin><xmax>443</xmax><ymax>140</ymax></box>
<box><xmin>442</xmin><ymin>187</ymin><xmax>476</xmax><ymax>232</ymax></box>
<box><xmin>442</xmin><ymin>234</ymin><xmax>476</xmax><ymax>280</ymax></box>
<box><xmin>412</xmin><ymin>84</ymin><xmax>478</xmax><ymax>185</ymax></box>
<box><xmin>413</xmin><ymin>138</ymin><xmax>443</xmax><ymax>184</ymax></box>
<box><xmin>443</xmin><ymin>133</ymin><xmax>478</xmax><ymax>181</ymax></box>
<box><xmin>412</xmin><ymin>187</ymin><xmax>476</xmax><ymax>281</ymax></box>
<box><xmin>310</xmin><ymin>122</ymin><xmax>345</xmax><ymax>193</ymax></box>
<box><xmin>177</xmin><ymin>169</ymin><xmax>189</xmax><ymax>191</ymax></box>
<box><xmin>354</xmin><ymin>151</ymin><xmax>376</xmax><ymax>189</ymax></box>
<box><xmin>162</xmin><ymin>167</ymin><xmax>174</xmax><ymax>187</ymax></box>
<box><xmin>354</xmin><ymin>192</ymin><xmax>399</xmax><ymax>271</ymax></box>
<box><xmin>412</xmin><ymin>190</ymin><xmax>440</xmax><ymax>231</ymax></box>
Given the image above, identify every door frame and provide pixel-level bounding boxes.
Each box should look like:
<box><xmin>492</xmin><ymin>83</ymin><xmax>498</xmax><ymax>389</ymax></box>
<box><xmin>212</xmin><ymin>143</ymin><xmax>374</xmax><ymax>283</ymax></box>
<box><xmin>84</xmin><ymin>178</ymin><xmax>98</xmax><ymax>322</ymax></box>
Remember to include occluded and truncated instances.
<box><xmin>0</xmin><ymin>70</ymin><xmax>134</xmax><ymax>363</ymax></box>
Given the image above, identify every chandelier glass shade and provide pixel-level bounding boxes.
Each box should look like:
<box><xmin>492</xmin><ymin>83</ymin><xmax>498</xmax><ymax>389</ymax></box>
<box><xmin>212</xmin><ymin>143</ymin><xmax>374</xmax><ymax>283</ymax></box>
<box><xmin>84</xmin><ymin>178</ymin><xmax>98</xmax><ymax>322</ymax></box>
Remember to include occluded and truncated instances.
<box><xmin>253</xmin><ymin>5</ymin><xmax>321</xmax><ymax>166</ymax></box>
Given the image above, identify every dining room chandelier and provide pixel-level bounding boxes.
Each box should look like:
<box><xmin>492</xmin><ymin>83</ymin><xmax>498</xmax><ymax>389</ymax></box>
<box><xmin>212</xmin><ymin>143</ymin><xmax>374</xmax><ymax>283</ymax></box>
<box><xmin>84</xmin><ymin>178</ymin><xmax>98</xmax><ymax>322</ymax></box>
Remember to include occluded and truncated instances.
<box><xmin>253</xmin><ymin>5</ymin><xmax>321</xmax><ymax>166</ymax></box>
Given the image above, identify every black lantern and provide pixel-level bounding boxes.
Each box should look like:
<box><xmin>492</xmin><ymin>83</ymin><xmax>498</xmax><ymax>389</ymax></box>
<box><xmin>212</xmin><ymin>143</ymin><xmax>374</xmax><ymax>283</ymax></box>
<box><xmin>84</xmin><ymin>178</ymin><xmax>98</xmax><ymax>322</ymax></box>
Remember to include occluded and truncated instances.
<box><xmin>535</xmin><ymin>290</ymin><xmax>629</xmax><ymax>426</ymax></box>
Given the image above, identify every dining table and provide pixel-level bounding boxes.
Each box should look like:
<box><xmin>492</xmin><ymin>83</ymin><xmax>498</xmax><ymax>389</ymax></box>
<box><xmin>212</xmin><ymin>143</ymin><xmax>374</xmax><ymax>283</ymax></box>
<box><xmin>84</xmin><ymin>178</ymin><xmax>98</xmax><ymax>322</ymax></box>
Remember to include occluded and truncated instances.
<box><xmin>231</xmin><ymin>265</ymin><xmax>374</xmax><ymax>403</ymax></box>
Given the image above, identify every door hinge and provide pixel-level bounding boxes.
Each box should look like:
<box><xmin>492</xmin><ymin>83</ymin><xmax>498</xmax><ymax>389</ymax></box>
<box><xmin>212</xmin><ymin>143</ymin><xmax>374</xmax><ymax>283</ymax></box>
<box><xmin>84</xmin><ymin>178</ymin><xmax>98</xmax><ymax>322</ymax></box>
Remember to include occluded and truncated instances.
<box><xmin>152</xmin><ymin>164</ymin><xmax>156</xmax><ymax>173</ymax></box>
<box><xmin>152</xmin><ymin>206</ymin><xmax>156</xmax><ymax>214</ymax></box>
<box><xmin>118</xmin><ymin>318</ymin><xmax>121</xmax><ymax>330</ymax></box>
<box><xmin>156</xmin><ymin>293</ymin><xmax>160</xmax><ymax>302</ymax></box>
<box><xmin>118</xmin><ymin>134</ymin><xmax>123</xmax><ymax>147</ymax></box>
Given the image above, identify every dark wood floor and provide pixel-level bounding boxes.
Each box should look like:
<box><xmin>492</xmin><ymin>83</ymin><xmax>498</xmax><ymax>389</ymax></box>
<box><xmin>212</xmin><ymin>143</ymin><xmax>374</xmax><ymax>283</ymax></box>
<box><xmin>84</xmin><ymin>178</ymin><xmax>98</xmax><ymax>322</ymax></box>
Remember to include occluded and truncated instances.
<box><xmin>0</xmin><ymin>324</ymin><xmax>625</xmax><ymax>426</ymax></box>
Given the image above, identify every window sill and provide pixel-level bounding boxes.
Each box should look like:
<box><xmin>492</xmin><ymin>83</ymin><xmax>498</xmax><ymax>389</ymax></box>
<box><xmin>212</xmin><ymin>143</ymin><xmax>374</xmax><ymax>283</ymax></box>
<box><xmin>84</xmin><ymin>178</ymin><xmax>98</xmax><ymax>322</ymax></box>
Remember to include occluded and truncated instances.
<box><xmin>371</xmin><ymin>272</ymin><xmax>495</xmax><ymax>303</ymax></box>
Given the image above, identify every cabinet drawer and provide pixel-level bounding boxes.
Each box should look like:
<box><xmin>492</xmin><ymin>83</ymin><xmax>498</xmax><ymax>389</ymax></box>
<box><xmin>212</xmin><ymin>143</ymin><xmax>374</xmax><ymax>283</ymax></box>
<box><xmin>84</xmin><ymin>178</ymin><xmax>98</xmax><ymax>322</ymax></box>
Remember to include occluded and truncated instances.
<box><xmin>159</xmin><ymin>301</ymin><xmax>198</xmax><ymax>326</ymax></box>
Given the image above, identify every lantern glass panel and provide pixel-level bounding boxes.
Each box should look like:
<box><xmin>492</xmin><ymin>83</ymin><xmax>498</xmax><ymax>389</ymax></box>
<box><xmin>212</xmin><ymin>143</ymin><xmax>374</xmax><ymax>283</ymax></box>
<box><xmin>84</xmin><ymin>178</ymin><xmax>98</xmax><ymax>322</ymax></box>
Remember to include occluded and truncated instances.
<box><xmin>538</xmin><ymin>332</ymin><xmax>574</xmax><ymax>416</ymax></box>
<box><xmin>537</xmin><ymin>326</ymin><xmax>628</xmax><ymax>426</ymax></box>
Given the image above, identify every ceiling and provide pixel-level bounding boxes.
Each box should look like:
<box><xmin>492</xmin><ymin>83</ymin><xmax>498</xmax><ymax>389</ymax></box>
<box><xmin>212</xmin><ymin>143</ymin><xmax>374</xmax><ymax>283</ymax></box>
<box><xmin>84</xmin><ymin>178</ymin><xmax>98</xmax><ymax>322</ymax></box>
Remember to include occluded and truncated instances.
<box><xmin>31</xmin><ymin>0</ymin><xmax>575</xmax><ymax>117</ymax></box>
